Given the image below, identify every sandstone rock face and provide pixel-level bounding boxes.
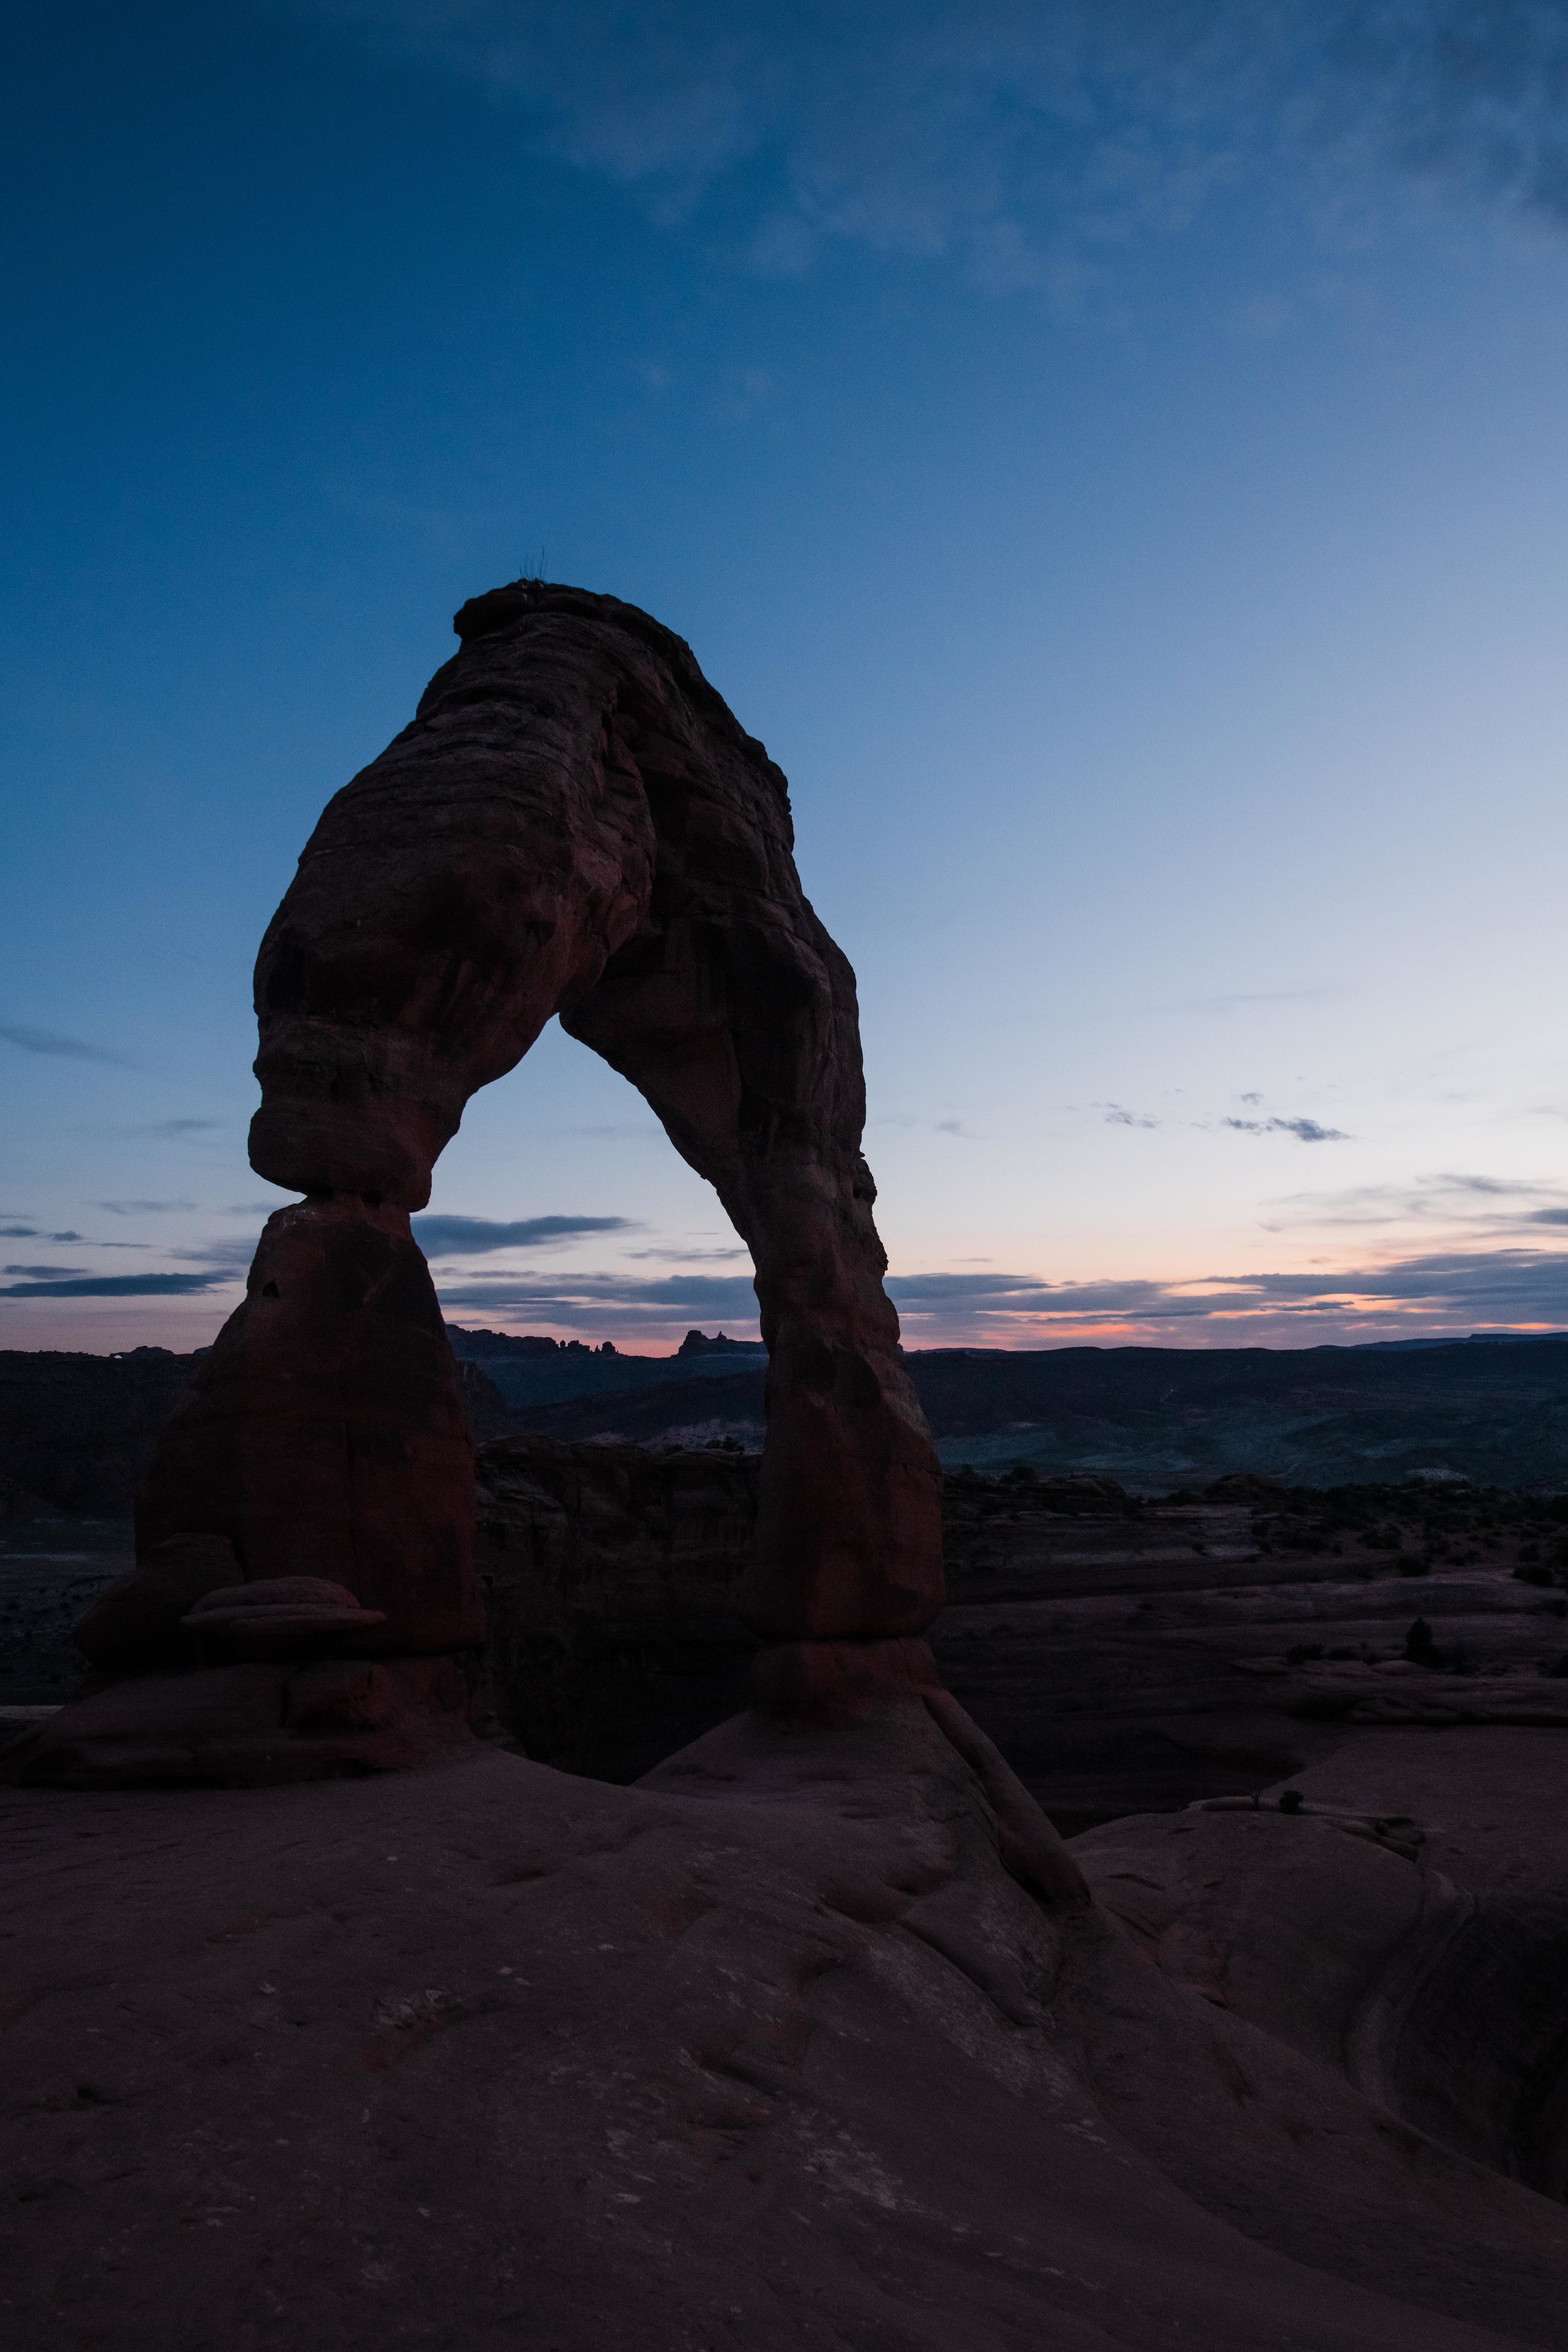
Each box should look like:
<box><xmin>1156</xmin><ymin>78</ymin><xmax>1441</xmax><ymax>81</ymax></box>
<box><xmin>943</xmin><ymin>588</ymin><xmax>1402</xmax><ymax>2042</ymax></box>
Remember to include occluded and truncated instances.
<box><xmin>134</xmin><ymin>1194</ymin><xmax>483</xmax><ymax>1659</ymax></box>
<box><xmin>5</xmin><ymin>1721</ymin><xmax>1568</xmax><ymax>2348</ymax></box>
<box><xmin>246</xmin><ymin>580</ymin><xmax>941</xmax><ymax>1650</ymax></box>
<box><xmin>6</xmin><ymin>584</ymin><xmax>941</xmax><ymax>1784</ymax></box>
<box><xmin>73</xmin><ymin>1534</ymin><xmax>240</xmax><ymax>1673</ymax></box>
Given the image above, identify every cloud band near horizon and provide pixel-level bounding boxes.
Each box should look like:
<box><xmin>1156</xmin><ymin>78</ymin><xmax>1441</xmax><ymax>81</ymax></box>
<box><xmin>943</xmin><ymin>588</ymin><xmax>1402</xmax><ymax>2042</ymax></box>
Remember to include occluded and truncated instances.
<box><xmin>11</xmin><ymin>1243</ymin><xmax>1568</xmax><ymax>1335</ymax></box>
<box><xmin>432</xmin><ymin>1246</ymin><xmax>1568</xmax><ymax>1335</ymax></box>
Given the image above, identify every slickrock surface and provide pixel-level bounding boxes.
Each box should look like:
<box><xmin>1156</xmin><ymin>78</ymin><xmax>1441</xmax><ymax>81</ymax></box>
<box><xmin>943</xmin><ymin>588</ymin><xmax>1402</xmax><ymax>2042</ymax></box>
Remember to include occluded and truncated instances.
<box><xmin>6</xmin><ymin>1708</ymin><xmax>1568</xmax><ymax>2350</ymax></box>
<box><xmin>1075</xmin><ymin>1729</ymin><xmax>1568</xmax><ymax>2197</ymax></box>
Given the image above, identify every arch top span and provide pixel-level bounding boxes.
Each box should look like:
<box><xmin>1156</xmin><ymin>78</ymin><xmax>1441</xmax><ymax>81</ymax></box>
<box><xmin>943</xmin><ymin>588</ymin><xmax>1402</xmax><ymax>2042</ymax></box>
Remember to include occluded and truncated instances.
<box><xmin>9</xmin><ymin>583</ymin><xmax>946</xmax><ymax>1788</ymax></box>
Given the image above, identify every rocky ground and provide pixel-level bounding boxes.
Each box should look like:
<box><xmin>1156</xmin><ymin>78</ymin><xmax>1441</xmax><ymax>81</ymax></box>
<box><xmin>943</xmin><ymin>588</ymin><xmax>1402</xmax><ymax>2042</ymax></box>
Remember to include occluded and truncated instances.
<box><xmin>6</xmin><ymin>1705</ymin><xmax>1568</xmax><ymax>2349</ymax></box>
<box><xmin>0</xmin><ymin>1520</ymin><xmax>133</xmax><ymax>1705</ymax></box>
<box><xmin>9</xmin><ymin>1398</ymin><xmax>1568</xmax><ymax>2341</ymax></box>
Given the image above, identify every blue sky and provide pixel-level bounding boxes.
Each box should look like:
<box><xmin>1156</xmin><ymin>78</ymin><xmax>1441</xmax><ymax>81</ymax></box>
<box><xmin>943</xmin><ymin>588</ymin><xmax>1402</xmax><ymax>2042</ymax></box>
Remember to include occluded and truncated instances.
<box><xmin>8</xmin><ymin>1</ymin><xmax>1568</xmax><ymax>1353</ymax></box>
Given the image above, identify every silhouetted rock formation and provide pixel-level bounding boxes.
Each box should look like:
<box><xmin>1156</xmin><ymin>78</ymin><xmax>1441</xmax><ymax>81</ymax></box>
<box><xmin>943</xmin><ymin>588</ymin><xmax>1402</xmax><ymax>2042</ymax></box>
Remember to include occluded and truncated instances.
<box><xmin>0</xmin><ymin>1348</ymin><xmax>198</xmax><ymax>1520</ymax></box>
<box><xmin>5</xmin><ymin>583</ymin><xmax>941</xmax><ymax>1786</ymax></box>
<box><xmin>675</xmin><ymin>1327</ymin><xmax>766</xmax><ymax>1355</ymax></box>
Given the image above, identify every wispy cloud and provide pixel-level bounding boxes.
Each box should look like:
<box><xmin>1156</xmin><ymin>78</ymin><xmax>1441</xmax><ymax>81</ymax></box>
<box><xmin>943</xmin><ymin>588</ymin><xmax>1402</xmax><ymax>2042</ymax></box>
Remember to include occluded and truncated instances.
<box><xmin>92</xmin><ymin>1199</ymin><xmax>198</xmax><ymax>1216</ymax></box>
<box><xmin>625</xmin><ymin>1245</ymin><xmax>748</xmax><ymax>1262</ymax></box>
<box><xmin>435</xmin><ymin>1268</ymin><xmax>760</xmax><ymax>1326</ymax></box>
<box><xmin>874</xmin><ymin>1112</ymin><xmax>985</xmax><ymax>1137</ymax></box>
<box><xmin>411</xmin><ymin>1212</ymin><xmax>637</xmax><ymax>1257</ymax></box>
<box><xmin>886</xmin><ymin>1246</ymin><xmax>1568</xmax><ymax>1337</ymax></box>
<box><xmin>1262</xmin><ymin>1170</ymin><xmax>1568</xmax><ymax>1235</ymax></box>
<box><xmin>307</xmin><ymin>3</ymin><xmax>1568</xmax><ymax>291</ymax></box>
<box><xmin>0</xmin><ymin>1272</ymin><xmax>228</xmax><ymax>1299</ymax></box>
<box><xmin>1224</xmin><ymin>1115</ymin><xmax>1349</xmax><ymax>1143</ymax></box>
<box><xmin>1101</xmin><ymin>1101</ymin><xmax>1347</xmax><ymax>1139</ymax></box>
<box><xmin>0</xmin><ymin>1022</ymin><xmax>123</xmax><ymax>1064</ymax></box>
<box><xmin>1175</xmin><ymin>987</ymin><xmax>1338</xmax><ymax>1014</ymax></box>
<box><xmin>172</xmin><ymin>1238</ymin><xmax>263</xmax><ymax>1274</ymax></box>
<box><xmin>423</xmin><ymin>1244</ymin><xmax>1568</xmax><ymax>1344</ymax></box>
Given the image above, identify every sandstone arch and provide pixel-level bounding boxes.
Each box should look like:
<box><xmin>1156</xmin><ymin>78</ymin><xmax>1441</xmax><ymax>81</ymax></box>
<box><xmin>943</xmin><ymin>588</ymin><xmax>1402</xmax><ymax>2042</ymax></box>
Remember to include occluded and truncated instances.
<box><xmin>24</xmin><ymin>585</ymin><xmax>946</xmax><ymax>1781</ymax></box>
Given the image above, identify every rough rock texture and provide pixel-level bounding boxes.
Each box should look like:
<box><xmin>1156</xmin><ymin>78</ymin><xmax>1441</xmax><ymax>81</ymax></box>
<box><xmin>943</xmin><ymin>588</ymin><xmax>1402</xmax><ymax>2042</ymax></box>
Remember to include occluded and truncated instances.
<box><xmin>133</xmin><ymin>1196</ymin><xmax>483</xmax><ymax>1660</ymax></box>
<box><xmin>247</xmin><ymin>579</ymin><xmax>941</xmax><ymax>1648</ymax></box>
<box><xmin>7</xmin><ymin>583</ymin><xmax>943</xmax><ymax>1784</ymax></box>
<box><xmin>5</xmin><ymin>1711</ymin><xmax>1568</xmax><ymax>2348</ymax></box>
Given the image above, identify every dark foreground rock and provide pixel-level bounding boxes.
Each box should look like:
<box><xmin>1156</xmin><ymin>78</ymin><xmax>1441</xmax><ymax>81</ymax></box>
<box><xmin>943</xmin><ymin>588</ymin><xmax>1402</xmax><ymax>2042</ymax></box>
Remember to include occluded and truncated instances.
<box><xmin>4</xmin><ymin>1705</ymin><xmax>1568</xmax><ymax>2349</ymax></box>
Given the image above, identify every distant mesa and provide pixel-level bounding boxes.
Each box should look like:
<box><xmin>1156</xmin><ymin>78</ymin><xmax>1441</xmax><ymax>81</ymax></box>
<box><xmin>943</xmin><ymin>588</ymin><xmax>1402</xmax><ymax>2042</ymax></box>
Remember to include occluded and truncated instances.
<box><xmin>676</xmin><ymin>1328</ymin><xmax>766</xmax><ymax>1357</ymax></box>
<box><xmin>443</xmin><ymin>1325</ymin><xmax>619</xmax><ymax>1359</ymax></box>
<box><xmin>441</xmin><ymin>1324</ymin><xmax>765</xmax><ymax>1362</ymax></box>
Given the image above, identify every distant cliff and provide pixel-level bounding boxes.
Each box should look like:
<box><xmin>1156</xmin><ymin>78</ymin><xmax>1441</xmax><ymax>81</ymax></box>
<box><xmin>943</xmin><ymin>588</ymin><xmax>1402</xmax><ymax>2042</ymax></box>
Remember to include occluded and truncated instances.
<box><xmin>495</xmin><ymin>1336</ymin><xmax>1568</xmax><ymax>1491</ymax></box>
<box><xmin>6</xmin><ymin>1333</ymin><xmax>1568</xmax><ymax>1522</ymax></box>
